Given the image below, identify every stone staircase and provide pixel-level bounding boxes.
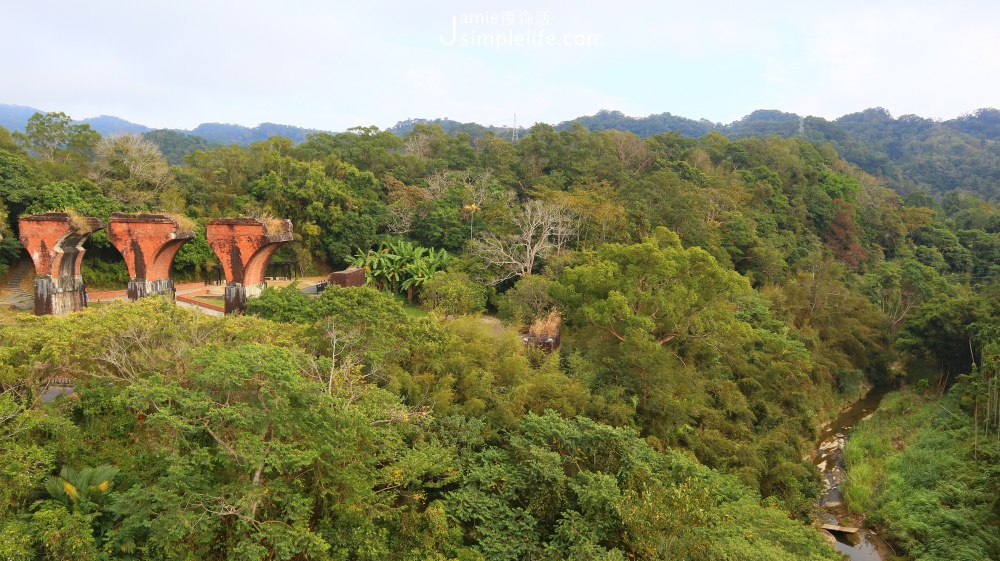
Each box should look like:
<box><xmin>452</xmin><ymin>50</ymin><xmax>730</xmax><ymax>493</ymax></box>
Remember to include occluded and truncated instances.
<box><xmin>4</xmin><ymin>258</ymin><xmax>34</xmax><ymax>310</ymax></box>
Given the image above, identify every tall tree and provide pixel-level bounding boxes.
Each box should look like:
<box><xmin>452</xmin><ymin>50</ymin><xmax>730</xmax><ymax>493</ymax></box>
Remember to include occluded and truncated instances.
<box><xmin>558</xmin><ymin>227</ymin><xmax>749</xmax><ymax>348</ymax></box>
<box><xmin>472</xmin><ymin>200</ymin><xmax>574</xmax><ymax>283</ymax></box>
<box><xmin>90</xmin><ymin>134</ymin><xmax>173</xmax><ymax>210</ymax></box>
<box><xmin>14</xmin><ymin>112</ymin><xmax>99</xmax><ymax>171</ymax></box>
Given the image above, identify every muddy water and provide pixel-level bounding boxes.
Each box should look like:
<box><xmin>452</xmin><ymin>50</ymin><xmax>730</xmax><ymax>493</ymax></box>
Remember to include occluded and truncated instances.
<box><xmin>813</xmin><ymin>389</ymin><xmax>892</xmax><ymax>561</ymax></box>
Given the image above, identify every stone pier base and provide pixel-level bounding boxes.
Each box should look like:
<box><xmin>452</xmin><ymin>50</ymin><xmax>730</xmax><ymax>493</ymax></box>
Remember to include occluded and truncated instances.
<box><xmin>223</xmin><ymin>284</ymin><xmax>246</xmax><ymax>315</ymax></box>
<box><xmin>127</xmin><ymin>278</ymin><xmax>177</xmax><ymax>301</ymax></box>
<box><xmin>223</xmin><ymin>282</ymin><xmax>266</xmax><ymax>314</ymax></box>
<box><xmin>19</xmin><ymin>212</ymin><xmax>104</xmax><ymax>316</ymax></box>
<box><xmin>207</xmin><ymin>218</ymin><xmax>293</xmax><ymax>314</ymax></box>
<box><xmin>108</xmin><ymin>213</ymin><xmax>194</xmax><ymax>302</ymax></box>
<box><xmin>34</xmin><ymin>275</ymin><xmax>88</xmax><ymax>316</ymax></box>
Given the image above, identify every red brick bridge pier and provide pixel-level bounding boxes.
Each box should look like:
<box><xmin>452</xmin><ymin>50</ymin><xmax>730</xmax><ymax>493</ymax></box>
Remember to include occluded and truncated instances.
<box><xmin>18</xmin><ymin>212</ymin><xmax>104</xmax><ymax>315</ymax></box>
<box><xmin>16</xmin><ymin>213</ymin><xmax>293</xmax><ymax>315</ymax></box>
<box><xmin>107</xmin><ymin>213</ymin><xmax>195</xmax><ymax>301</ymax></box>
<box><xmin>206</xmin><ymin>218</ymin><xmax>294</xmax><ymax>314</ymax></box>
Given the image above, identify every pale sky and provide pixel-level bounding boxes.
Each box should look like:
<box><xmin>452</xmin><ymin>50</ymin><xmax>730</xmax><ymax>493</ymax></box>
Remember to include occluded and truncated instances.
<box><xmin>5</xmin><ymin>0</ymin><xmax>999</xmax><ymax>132</ymax></box>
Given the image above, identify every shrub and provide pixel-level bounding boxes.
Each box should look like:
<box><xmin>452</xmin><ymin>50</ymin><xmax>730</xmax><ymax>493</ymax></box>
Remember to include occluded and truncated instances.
<box><xmin>420</xmin><ymin>272</ymin><xmax>485</xmax><ymax>317</ymax></box>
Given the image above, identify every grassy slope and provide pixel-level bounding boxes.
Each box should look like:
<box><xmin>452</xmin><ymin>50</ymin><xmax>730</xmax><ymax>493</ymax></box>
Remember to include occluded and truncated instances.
<box><xmin>843</xmin><ymin>390</ymin><xmax>1000</xmax><ymax>561</ymax></box>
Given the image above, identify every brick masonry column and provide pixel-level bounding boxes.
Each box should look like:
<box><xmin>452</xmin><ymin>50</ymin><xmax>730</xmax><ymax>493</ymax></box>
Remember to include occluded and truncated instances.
<box><xmin>108</xmin><ymin>213</ymin><xmax>195</xmax><ymax>301</ymax></box>
<box><xmin>18</xmin><ymin>212</ymin><xmax>104</xmax><ymax>315</ymax></box>
<box><xmin>206</xmin><ymin>218</ymin><xmax>293</xmax><ymax>314</ymax></box>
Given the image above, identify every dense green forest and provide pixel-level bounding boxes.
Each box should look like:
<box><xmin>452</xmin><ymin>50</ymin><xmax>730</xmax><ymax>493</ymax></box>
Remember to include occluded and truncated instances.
<box><xmin>1</xmin><ymin>109</ymin><xmax>998</xmax><ymax>560</ymax></box>
<box><xmin>5</xmin><ymin>103</ymin><xmax>1000</xmax><ymax>202</ymax></box>
<box><xmin>565</xmin><ymin>107</ymin><xmax>1000</xmax><ymax>203</ymax></box>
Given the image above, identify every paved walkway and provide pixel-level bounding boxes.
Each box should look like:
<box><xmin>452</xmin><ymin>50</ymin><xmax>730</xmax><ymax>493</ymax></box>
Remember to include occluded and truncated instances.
<box><xmin>175</xmin><ymin>297</ymin><xmax>225</xmax><ymax>317</ymax></box>
<box><xmin>3</xmin><ymin>271</ymin><xmax>328</xmax><ymax>316</ymax></box>
<box><xmin>3</xmin><ymin>259</ymin><xmax>33</xmax><ymax>311</ymax></box>
<box><xmin>94</xmin><ymin>277</ymin><xmax>329</xmax><ymax>316</ymax></box>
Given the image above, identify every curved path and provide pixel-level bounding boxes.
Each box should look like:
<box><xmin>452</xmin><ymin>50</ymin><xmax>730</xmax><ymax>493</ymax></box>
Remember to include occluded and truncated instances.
<box><xmin>3</xmin><ymin>258</ymin><xmax>34</xmax><ymax>311</ymax></box>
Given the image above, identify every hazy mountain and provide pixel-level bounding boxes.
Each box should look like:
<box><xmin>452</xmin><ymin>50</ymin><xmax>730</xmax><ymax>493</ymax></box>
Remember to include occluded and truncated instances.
<box><xmin>724</xmin><ymin>109</ymin><xmax>803</xmax><ymax>138</ymax></box>
<box><xmin>556</xmin><ymin>109</ymin><xmax>719</xmax><ymax>138</ymax></box>
<box><xmin>0</xmin><ymin>104</ymin><xmax>42</xmax><ymax>132</ymax></box>
<box><xmin>143</xmin><ymin>129</ymin><xmax>212</xmax><ymax>165</ymax></box>
<box><xmin>555</xmin><ymin>108</ymin><xmax>805</xmax><ymax>139</ymax></box>
<box><xmin>950</xmin><ymin>108</ymin><xmax>1000</xmax><ymax>141</ymax></box>
<box><xmin>79</xmin><ymin>115</ymin><xmax>152</xmax><ymax>135</ymax></box>
<box><xmin>387</xmin><ymin>117</ymin><xmax>512</xmax><ymax>139</ymax></box>
<box><xmin>0</xmin><ymin>104</ymin><xmax>324</xmax><ymax>146</ymax></box>
<box><xmin>554</xmin><ymin>107</ymin><xmax>1000</xmax><ymax>200</ymax></box>
<box><xmin>189</xmin><ymin>122</ymin><xmax>323</xmax><ymax>145</ymax></box>
<box><xmin>0</xmin><ymin>104</ymin><xmax>151</xmax><ymax>135</ymax></box>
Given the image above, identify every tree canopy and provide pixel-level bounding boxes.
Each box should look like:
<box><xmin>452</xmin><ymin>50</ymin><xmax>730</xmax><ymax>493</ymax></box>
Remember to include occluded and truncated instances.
<box><xmin>2</xmin><ymin>108</ymin><xmax>999</xmax><ymax>559</ymax></box>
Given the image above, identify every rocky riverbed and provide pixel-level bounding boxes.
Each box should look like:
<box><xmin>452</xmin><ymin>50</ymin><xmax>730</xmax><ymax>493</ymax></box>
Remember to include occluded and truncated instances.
<box><xmin>813</xmin><ymin>389</ymin><xmax>894</xmax><ymax>561</ymax></box>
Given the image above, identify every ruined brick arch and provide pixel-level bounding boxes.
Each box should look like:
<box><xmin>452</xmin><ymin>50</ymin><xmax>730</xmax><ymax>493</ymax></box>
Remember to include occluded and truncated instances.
<box><xmin>206</xmin><ymin>218</ymin><xmax>294</xmax><ymax>313</ymax></box>
<box><xmin>107</xmin><ymin>213</ymin><xmax>197</xmax><ymax>301</ymax></box>
<box><xmin>149</xmin><ymin>237</ymin><xmax>192</xmax><ymax>280</ymax></box>
<box><xmin>18</xmin><ymin>212</ymin><xmax>105</xmax><ymax>315</ymax></box>
<box><xmin>17</xmin><ymin>213</ymin><xmax>293</xmax><ymax>315</ymax></box>
<box><xmin>243</xmin><ymin>242</ymin><xmax>286</xmax><ymax>287</ymax></box>
<box><xmin>54</xmin><ymin>230</ymin><xmax>92</xmax><ymax>280</ymax></box>
<box><xmin>19</xmin><ymin>214</ymin><xmax>102</xmax><ymax>280</ymax></box>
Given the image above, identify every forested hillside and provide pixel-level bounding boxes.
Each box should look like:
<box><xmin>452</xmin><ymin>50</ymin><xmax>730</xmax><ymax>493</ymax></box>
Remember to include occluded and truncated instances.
<box><xmin>1</xmin><ymin>109</ymin><xmax>998</xmax><ymax>560</ymax></box>
<box><xmin>4</xmin><ymin>102</ymin><xmax>998</xmax><ymax>201</ymax></box>
<box><xmin>561</xmin><ymin>107</ymin><xmax>1000</xmax><ymax>202</ymax></box>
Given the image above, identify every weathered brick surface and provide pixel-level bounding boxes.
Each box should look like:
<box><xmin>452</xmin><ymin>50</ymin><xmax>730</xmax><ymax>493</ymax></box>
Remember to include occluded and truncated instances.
<box><xmin>108</xmin><ymin>213</ymin><xmax>195</xmax><ymax>300</ymax></box>
<box><xmin>18</xmin><ymin>212</ymin><xmax>104</xmax><ymax>315</ymax></box>
<box><xmin>206</xmin><ymin>218</ymin><xmax>293</xmax><ymax>313</ymax></box>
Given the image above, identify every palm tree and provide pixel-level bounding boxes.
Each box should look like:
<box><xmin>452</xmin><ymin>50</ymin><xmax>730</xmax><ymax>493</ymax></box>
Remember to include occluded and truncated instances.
<box><xmin>43</xmin><ymin>464</ymin><xmax>119</xmax><ymax>515</ymax></box>
<box><xmin>41</xmin><ymin>464</ymin><xmax>121</xmax><ymax>552</ymax></box>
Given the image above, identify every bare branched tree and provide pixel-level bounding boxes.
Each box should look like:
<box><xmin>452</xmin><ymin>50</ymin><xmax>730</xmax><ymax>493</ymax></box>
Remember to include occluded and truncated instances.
<box><xmin>382</xmin><ymin>174</ymin><xmax>430</xmax><ymax>235</ymax></box>
<box><xmin>91</xmin><ymin>134</ymin><xmax>172</xmax><ymax>210</ymax></box>
<box><xmin>606</xmin><ymin>130</ymin><xmax>654</xmax><ymax>177</ymax></box>
<box><xmin>403</xmin><ymin>131</ymin><xmax>433</xmax><ymax>160</ymax></box>
<box><xmin>425</xmin><ymin>170</ymin><xmax>450</xmax><ymax>200</ymax></box>
<box><xmin>385</xmin><ymin>203</ymin><xmax>415</xmax><ymax>235</ymax></box>
<box><xmin>550</xmin><ymin>205</ymin><xmax>579</xmax><ymax>255</ymax></box>
<box><xmin>472</xmin><ymin>200</ymin><xmax>575</xmax><ymax>284</ymax></box>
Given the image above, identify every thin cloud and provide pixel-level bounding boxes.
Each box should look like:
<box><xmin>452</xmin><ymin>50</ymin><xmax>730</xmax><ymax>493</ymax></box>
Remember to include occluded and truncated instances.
<box><xmin>2</xmin><ymin>0</ymin><xmax>997</xmax><ymax>131</ymax></box>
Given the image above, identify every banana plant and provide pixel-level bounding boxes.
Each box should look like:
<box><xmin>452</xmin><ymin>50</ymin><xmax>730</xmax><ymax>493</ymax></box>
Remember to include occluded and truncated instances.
<box><xmin>349</xmin><ymin>245</ymin><xmax>401</xmax><ymax>291</ymax></box>
<box><xmin>399</xmin><ymin>246</ymin><xmax>451</xmax><ymax>303</ymax></box>
<box><xmin>351</xmin><ymin>242</ymin><xmax>450</xmax><ymax>301</ymax></box>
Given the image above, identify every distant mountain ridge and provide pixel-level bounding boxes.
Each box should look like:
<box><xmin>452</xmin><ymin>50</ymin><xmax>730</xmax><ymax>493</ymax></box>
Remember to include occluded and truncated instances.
<box><xmin>557</xmin><ymin>109</ymin><xmax>722</xmax><ymax>138</ymax></box>
<box><xmin>556</xmin><ymin>107</ymin><xmax>1000</xmax><ymax>142</ymax></box>
<box><xmin>3</xmin><ymin>102</ymin><xmax>1000</xmax><ymax>199</ymax></box>
<box><xmin>0</xmin><ymin>104</ymin><xmax>325</xmax><ymax>145</ymax></box>
<box><xmin>386</xmin><ymin>117</ymin><xmax>515</xmax><ymax>139</ymax></box>
<box><xmin>187</xmin><ymin>122</ymin><xmax>323</xmax><ymax>145</ymax></box>
<box><xmin>0</xmin><ymin>104</ymin><xmax>41</xmax><ymax>133</ymax></box>
<box><xmin>79</xmin><ymin>114</ymin><xmax>152</xmax><ymax>135</ymax></box>
<box><xmin>554</xmin><ymin>108</ymin><xmax>1000</xmax><ymax>200</ymax></box>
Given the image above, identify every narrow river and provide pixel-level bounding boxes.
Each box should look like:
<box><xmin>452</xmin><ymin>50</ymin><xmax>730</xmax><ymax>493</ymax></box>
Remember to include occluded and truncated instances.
<box><xmin>813</xmin><ymin>389</ymin><xmax>893</xmax><ymax>561</ymax></box>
